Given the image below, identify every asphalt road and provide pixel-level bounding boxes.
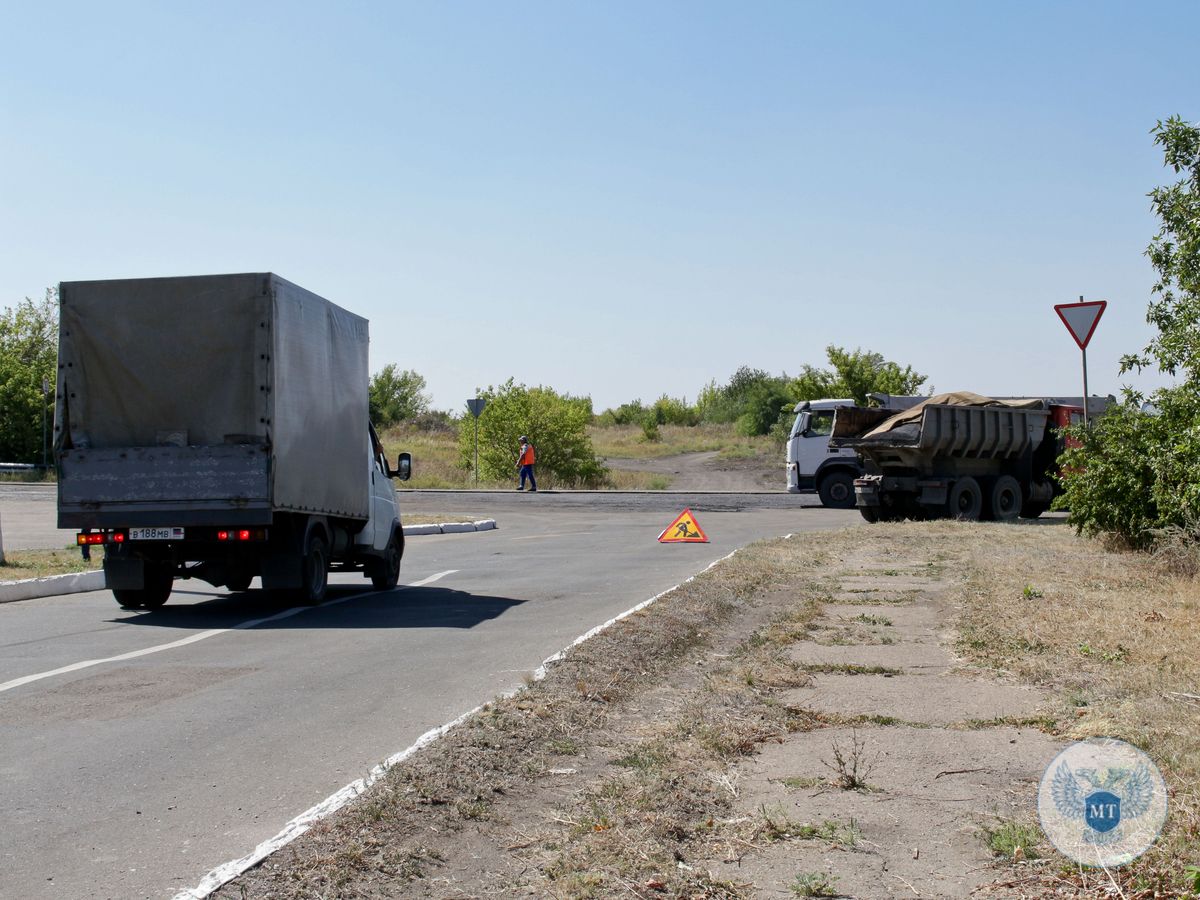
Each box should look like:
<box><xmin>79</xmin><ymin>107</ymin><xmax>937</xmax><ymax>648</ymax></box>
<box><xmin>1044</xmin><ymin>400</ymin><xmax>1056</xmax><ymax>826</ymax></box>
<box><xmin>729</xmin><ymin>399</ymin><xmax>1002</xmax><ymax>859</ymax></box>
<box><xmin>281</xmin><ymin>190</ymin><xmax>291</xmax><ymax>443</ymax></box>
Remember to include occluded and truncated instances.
<box><xmin>0</xmin><ymin>487</ymin><xmax>853</xmax><ymax>899</ymax></box>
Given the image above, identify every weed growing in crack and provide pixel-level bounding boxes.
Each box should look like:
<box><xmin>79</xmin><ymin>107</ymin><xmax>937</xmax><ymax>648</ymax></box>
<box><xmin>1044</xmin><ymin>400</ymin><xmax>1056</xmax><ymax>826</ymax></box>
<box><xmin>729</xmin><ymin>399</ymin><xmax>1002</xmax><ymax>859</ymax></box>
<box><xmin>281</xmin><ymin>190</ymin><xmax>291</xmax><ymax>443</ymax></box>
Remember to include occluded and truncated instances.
<box><xmin>791</xmin><ymin>871</ymin><xmax>840</xmax><ymax>897</ymax></box>
<box><xmin>983</xmin><ymin>819</ymin><xmax>1043</xmax><ymax>860</ymax></box>
<box><xmin>822</xmin><ymin>728</ymin><xmax>877</xmax><ymax>791</ymax></box>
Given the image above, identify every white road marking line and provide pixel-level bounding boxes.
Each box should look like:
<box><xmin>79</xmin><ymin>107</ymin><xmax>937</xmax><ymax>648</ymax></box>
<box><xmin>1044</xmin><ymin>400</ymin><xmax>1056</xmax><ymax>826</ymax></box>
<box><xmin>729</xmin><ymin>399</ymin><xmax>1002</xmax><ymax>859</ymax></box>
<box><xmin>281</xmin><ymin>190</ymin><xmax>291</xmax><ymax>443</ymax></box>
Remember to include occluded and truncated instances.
<box><xmin>0</xmin><ymin>570</ymin><xmax>458</xmax><ymax>695</ymax></box>
<box><xmin>406</xmin><ymin>570</ymin><xmax>458</xmax><ymax>588</ymax></box>
<box><xmin>173</xmin><ymin>543</ymin><xmax>777</xmax><ymax>899</ymax></box>
<box><xmin>509</xmin><ymin>531</ymin><xmax>594</xmax><ymax>541</ymax></box>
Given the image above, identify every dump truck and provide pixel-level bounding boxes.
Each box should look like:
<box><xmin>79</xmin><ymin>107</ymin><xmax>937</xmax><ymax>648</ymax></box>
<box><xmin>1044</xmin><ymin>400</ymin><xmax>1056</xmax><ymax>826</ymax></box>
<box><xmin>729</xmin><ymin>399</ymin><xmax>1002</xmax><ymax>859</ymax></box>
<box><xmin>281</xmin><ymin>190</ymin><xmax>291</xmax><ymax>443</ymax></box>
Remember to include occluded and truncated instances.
<box><xmin>55</xmin><ymin>273</ymin><xmax>410</xmax><ymax>609</ymax></box>
<box><xmin>828</xmin><ymin>392</ymin><xmax>1082</xmax><ymax>522</ymax></box>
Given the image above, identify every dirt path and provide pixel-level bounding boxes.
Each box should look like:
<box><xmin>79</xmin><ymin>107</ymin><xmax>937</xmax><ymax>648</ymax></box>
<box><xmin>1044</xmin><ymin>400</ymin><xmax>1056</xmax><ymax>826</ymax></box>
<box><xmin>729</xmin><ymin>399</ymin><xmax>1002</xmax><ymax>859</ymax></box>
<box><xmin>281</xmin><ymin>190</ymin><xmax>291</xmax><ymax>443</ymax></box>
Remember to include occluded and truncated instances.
<box><xmin>702</xmin><ymin>543</ymin><xmax>1063</xmax><ymax>897</ymax></box>
<box><xmin>604</xmin><ymin>451</ymin><xmax>779</xmax><ymax>491</ymax></box>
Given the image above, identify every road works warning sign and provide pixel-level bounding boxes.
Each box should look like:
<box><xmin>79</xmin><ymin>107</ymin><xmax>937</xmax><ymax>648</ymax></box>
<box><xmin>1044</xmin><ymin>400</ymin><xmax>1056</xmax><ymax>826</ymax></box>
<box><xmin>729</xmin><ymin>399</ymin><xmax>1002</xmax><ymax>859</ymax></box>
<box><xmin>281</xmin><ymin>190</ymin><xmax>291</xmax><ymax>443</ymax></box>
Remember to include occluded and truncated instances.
<box><xmin>658</xmin><ymin>508</ymin><xmax>709</xmax><ymax>543</ymax></box>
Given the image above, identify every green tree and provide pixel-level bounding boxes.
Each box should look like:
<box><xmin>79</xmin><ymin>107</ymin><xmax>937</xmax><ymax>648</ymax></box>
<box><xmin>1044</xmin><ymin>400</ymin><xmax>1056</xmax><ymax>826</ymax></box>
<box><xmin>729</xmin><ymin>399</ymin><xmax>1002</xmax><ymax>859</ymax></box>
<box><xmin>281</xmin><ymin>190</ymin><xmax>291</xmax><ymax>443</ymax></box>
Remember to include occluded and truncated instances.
<box><xmin>789</xmin><ymin>346</ymin><xmax>927</xmax><ymax>406</ymax></box>
<box><xmin>459</xmin><ymin>379</ymin><xmax>607</xmax><ymax>487</ymax></box>
<box><xmin>369</xmin><ymin>365</ymin><xmax>430</xmax><ymax>428</ymax></box>
<box><xmin>1060</xmin><ymin>116</ymin><xmax>1200</xmax><ymax>545</ymax></box>
<box><xmin>0</xmin><ymin>289</ymin><xmax>58</xmax><ymax>464</ymax></box>
<box><xmin>696</xmin><ymin>366</ymin><xmax>791</xmax><ymax>433</ymax></box>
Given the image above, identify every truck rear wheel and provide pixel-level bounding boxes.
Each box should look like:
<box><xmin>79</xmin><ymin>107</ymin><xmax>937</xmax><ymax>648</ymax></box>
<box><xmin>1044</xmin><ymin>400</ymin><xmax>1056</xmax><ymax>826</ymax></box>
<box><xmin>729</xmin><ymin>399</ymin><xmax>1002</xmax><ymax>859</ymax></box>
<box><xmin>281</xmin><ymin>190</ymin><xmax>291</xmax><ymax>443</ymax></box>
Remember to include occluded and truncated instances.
<box><xmin>299</xmin><ymin>534</ymin><xmax>329</xmax><ymax>604</ymax></box>
<box><xmin>113</xmin><ymin>561</ymin><xmax>173</xmax><ymax>610</ymax></box>
<box><xmin>818</xmin><ymin>472</ymin><xmax>856</xmax><ymax>509</ymax></box>
<box><xmin>947</xmin><ymin>477</ymin><xmax>983</xmax><ymax>521</ymax></box>
<box><xmin>990</xmin><ymin>476</ymin><xmax>1022</xmax><ymax>522</ymax></box>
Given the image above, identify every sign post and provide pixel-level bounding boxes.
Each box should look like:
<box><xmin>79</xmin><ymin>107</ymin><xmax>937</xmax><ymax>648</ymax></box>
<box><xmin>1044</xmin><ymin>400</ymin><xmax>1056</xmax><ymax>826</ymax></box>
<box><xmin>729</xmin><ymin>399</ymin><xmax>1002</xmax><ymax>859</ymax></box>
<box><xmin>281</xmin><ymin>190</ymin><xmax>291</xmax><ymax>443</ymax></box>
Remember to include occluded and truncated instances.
<box><xmin>466</xmin><ymin>395</ymin><xmax>487</xmax><ymax>485</ymax></box>
<box><xmin>1053</xmin><ymin>297</ymin><xmax>1107</xmax><ymax>427</ymax></box>
<box><xmin>41</xmin><ymin>376</ymin><xmax>49</xmax><ymax>469</ymax></box>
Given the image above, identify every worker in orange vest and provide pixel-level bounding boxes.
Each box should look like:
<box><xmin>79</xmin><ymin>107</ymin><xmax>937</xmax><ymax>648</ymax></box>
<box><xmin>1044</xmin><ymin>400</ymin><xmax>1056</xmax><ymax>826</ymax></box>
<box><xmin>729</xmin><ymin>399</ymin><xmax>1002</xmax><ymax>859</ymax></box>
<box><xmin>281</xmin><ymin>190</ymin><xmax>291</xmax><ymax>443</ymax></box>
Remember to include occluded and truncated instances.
<box><xmin>516</xmin><ymin>435</ymin><xmax>537</xmax><ymax>492</ymax></box>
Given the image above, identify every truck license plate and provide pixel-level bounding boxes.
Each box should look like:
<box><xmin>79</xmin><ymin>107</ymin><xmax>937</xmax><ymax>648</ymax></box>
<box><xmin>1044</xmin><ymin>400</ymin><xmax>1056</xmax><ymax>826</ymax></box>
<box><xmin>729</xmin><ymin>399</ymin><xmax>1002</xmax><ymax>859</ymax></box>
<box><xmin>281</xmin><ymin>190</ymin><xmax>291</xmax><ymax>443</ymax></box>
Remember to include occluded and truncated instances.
<box><xmin>129</xmin><ymin>527</ymin><xmax>184</xmax><ymax>541</ymax></box>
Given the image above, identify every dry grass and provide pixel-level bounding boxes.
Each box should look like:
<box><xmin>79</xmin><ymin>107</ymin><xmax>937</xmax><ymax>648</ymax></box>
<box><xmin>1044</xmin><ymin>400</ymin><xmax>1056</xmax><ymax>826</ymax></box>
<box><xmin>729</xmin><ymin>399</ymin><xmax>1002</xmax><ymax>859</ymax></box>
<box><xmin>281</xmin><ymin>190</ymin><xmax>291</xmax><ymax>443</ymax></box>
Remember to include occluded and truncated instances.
<box><xmin>588</xmin><ymin>423</ymin><xmax>775</xmax><ymax>461</ymax></box>
<box><xmin>604</xmin><ymin>469</ymin><xmax>673</xmax><ymax>490</ymax></box>
<box><xmin>0</xmin><ymin>547</ymin><xmax>102</xmax><ymax>581</ymax></box>
<box><xmin>950</xmin><ymin>521</ymin><xmax>1200</xmax><ymax>894</ymax></box>
<box><xmin>380</xmin><ymin>424</ymin><xmax>471</xmax><ymax>489</ymax></box>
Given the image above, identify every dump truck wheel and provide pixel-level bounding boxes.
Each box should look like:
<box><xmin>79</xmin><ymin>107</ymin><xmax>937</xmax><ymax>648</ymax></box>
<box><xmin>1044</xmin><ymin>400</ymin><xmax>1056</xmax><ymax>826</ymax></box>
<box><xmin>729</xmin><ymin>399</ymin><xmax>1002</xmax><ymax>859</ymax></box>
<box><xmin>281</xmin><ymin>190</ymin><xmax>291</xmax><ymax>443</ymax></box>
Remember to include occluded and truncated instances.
<box><xmin>113</xmin><ymin>561</ymin><xmax>173</xmax><ymax>610</ymax></box>
<box><xmin>859</xmin><ymin>507</ymin><xmax>880</xmax><ymax>523</ymax></box>
<box><xmin>299</xmin><ymin>534</ymin><xmax>329</xmax><ymax>604</ymax></box>
<box><xmin>990</xmin><ymin>476</ymin><xmax>1022</xmax><ymax>522</ymax></box>
<box><xmin>371</xmin><ymin>532</ymin><xmax>402</xmax><ymax>590</ymax></box>
<box><xmin>947</xmin><ymin>477</ymin><xmax>983</xmax><ymax>521</ymax></box>
<box><xmin>818</xmin><ymin>472</ymin><xmax>856</xmax><ymax>509</ymax></box>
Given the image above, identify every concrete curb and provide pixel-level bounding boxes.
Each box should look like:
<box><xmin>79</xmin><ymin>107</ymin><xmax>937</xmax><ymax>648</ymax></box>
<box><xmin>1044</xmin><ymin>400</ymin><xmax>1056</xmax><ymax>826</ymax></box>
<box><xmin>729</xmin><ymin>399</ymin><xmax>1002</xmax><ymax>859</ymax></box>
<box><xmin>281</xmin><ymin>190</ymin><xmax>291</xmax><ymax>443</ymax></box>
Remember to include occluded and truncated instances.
<box><xmin>0</xmin><ymin>521</ymin><xmax>497</xmax><ymax>603</ymax></box>
<box><xmin>0</xmin><ymin>569</ymin><xmax>106</xmax><ymax>604</ymax></box>
<box><xmin>402</xmin><ymin>519</ymin><xmax>497</xmax><ymax>536</ymax></box>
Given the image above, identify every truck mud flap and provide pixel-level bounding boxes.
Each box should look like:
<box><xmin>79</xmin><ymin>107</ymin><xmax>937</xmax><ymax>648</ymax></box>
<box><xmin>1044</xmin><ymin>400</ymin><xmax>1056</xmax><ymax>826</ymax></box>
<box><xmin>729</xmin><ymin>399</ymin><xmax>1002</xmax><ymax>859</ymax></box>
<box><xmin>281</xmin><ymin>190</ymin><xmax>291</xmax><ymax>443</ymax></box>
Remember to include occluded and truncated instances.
<box><xmin>261</xmin><ymin>552</ymin><xmax>301</xmax><ymax>591</ymax></box>
<box><xmin>853</xmin><ymin>477</ymin><xmax>881</xmax><ymax>508</ymax></box>
<box><xmin>104</xmin><ymin>557</ymin><xmax>145</xmax><ymax>590</ymax></box>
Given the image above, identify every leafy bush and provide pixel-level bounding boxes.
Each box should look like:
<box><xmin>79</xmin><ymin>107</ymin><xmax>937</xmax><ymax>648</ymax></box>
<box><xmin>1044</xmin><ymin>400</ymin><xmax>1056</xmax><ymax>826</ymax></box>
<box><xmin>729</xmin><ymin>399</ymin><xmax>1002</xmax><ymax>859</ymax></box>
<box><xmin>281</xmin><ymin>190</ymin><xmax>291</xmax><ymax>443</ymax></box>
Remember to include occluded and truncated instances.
<box><xmin>595</xmin><ymin>399</ymin><xmax>646</xmax><ymax>427</ymax></box>
<box><xmin>650</xmin><ymin>394</ymin><xmax>698</xmax><ymax>426</ymax></box>
<box><xmin>458</xmin><ymin>379</ymin><xmax>607</xmax><ymax>487</ymax></box>
<box><xmin>1061</xmin><ymin>117</ymin><xmax>1200</xmax><ymax>551</ymax></box>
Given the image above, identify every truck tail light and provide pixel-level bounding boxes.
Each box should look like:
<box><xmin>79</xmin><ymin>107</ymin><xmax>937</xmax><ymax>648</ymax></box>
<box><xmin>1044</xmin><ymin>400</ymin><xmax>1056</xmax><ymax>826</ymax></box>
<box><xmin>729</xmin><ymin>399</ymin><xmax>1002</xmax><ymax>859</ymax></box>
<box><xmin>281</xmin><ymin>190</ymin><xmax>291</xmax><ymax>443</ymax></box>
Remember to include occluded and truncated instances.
<box><xmin>217</xmin><ymin>529</ymin><xmax>266</xmax><ymax>542</ymax></box>
<box><xmin>76</xmin><ymin>531</ymin><xmax>125</xmax><ymax>545</ymax></box>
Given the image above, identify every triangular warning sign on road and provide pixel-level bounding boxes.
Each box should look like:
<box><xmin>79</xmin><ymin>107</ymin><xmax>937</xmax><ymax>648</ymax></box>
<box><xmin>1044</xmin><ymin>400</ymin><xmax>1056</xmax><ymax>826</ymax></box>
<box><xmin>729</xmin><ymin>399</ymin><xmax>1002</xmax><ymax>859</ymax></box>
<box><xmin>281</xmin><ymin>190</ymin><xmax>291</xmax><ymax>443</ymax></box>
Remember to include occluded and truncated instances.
<box><xmin>658</xmin><ymin>508</ymin><xmax>709</xmax><ymax>543</ymax></box>
<box><xmin>1054</xmin><ymin>300</ymin><xmax>1107</xmax><ymax>350</ymax></box>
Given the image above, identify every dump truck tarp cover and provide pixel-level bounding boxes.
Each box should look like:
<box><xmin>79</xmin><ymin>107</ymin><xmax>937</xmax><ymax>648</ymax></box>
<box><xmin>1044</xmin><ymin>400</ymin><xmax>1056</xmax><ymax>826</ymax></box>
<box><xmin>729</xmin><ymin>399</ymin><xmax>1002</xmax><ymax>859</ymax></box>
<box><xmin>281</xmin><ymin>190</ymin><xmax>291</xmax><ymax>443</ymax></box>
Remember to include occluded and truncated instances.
<box><xmin>57</xmin><ymin>273</ymin><xmax>370</xmax><ymax>520</ymax></box>
<box><xmin>862</xmin><ymin>391</ymin><xmax>1044</xmax><ymax>440</ymax></box>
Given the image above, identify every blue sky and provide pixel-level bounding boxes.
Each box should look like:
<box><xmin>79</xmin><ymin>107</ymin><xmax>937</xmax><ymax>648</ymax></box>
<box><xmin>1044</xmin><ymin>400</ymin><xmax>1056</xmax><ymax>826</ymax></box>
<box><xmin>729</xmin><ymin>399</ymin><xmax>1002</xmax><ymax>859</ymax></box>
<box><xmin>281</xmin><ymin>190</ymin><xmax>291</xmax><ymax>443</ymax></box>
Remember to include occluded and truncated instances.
<box><xmin>2</xmin><ymin>2</ymin><xmax>1196</xmax><ymax>412</ymax></box>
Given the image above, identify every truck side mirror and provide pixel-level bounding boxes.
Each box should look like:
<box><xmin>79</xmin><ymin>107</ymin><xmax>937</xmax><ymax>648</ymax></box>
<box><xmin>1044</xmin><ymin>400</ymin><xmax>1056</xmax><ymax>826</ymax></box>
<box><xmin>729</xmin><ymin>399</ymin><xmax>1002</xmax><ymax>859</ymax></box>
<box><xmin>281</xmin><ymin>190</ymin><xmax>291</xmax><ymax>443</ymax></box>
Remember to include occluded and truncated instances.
<box><xmin>391</xmin><ymin>452</ymin><xmax>412</xmax><ymax>481</ymax></box>
<box><xmin>796</xmin><ymin>412</ymin><xmax>812</xmax><ymax>436</ymax></box>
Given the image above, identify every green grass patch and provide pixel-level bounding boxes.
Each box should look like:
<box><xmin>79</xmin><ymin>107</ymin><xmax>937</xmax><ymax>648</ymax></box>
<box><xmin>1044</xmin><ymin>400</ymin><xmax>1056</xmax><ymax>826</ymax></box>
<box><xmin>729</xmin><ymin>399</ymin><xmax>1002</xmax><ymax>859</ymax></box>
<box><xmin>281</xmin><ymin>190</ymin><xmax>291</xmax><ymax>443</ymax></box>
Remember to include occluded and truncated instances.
<box><xmin>0</xmin><ymin>547</ymin><xmax>103</xmax><ymax>581</ymax></box>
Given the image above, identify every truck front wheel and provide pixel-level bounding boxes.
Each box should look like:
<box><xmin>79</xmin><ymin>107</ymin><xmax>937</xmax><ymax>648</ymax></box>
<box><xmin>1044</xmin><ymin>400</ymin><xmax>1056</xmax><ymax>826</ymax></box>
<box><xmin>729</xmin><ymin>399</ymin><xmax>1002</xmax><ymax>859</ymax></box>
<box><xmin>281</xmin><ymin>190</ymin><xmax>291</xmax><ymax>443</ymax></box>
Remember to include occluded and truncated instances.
<box><xmin>113</xmin><ymin>561</ymin><xmax>174</xmax><ymax>610</ymax></box>
<box><xmin>370</xmin><ymin>532</ymin><xmax>402</xmax><ymax>591</ymax></box>
<box><xmin>299</xmin><ymin>534</ymin><xmax>329</xmax><ymax>604</ymax></box>
<box><xmin>818</xmin><ymin>472</ymin><xmax>857</xmax><ymax>509</ymax></box>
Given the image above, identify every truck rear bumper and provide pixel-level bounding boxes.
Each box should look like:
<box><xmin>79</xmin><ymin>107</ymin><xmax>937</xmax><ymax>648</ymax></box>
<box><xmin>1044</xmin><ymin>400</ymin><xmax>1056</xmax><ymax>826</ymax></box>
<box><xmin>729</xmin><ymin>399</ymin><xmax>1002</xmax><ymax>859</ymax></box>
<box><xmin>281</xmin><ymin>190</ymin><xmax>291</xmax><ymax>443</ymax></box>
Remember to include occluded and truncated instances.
<box><xmin>59</xmin><ymin>502</ymin><xmax>273</xmax><ymax>529</ymax></box>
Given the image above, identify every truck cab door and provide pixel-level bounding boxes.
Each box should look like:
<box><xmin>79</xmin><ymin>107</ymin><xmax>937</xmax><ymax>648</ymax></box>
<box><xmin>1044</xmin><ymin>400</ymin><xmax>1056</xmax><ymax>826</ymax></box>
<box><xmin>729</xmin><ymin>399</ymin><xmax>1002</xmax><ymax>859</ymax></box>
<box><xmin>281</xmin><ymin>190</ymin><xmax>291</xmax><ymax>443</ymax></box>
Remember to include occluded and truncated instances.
<box><xmin>358</xmin><ymin>429</ymin><xmax>399</xmax><ymax>551</ymax></box>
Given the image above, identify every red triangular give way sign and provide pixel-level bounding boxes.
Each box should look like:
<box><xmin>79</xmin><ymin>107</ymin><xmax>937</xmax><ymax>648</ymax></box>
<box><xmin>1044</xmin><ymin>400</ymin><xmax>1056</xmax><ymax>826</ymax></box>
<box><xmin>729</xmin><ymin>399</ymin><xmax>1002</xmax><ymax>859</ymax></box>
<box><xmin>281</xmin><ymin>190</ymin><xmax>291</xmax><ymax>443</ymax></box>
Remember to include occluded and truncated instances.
<box><xmin>1054</xmin><ymin>300</ymin><xmax>1107</xmax><ymax>350</ymax></box>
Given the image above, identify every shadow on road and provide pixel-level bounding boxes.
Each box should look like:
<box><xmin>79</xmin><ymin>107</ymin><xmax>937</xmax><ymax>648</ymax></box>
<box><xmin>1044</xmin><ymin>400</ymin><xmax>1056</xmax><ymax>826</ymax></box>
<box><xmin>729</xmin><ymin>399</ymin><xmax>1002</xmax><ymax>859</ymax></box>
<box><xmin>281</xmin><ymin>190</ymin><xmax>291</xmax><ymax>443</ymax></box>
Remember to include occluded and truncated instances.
<box><xmin>109</xmin><ymin>585</ymin><xmax>524</xmax><ymax>631</ymax></box>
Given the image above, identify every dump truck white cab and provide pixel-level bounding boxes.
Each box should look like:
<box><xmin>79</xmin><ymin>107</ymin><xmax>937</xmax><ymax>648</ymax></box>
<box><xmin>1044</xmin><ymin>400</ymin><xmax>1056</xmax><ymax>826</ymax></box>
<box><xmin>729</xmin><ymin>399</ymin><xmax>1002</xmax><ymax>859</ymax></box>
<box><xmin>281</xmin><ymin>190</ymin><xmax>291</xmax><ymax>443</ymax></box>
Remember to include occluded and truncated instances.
<box><xmin>787</xmin><ymin>395</ymin><xmax>927</xmax><ymax>508</ymax></box>
<box><xmin>786</xmin><ymin>399</ymin><xmax>860</xmax><ymax>508</ymax></box>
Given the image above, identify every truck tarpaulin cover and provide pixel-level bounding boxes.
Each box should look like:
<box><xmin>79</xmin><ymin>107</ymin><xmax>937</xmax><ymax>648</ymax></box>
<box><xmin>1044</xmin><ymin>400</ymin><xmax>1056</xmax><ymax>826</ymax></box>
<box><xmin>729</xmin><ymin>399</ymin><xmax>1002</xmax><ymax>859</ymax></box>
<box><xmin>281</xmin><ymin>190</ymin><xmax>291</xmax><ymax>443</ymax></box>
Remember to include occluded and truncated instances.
<box><xmin>861</xmin><ymin>391</ymin><xmax>1044</xmax><ymax>443</ymax></box>
<box><xmin>57</xmin><ymin>274</ymin><xmax>370</xmax><ymax>520</ymax></box>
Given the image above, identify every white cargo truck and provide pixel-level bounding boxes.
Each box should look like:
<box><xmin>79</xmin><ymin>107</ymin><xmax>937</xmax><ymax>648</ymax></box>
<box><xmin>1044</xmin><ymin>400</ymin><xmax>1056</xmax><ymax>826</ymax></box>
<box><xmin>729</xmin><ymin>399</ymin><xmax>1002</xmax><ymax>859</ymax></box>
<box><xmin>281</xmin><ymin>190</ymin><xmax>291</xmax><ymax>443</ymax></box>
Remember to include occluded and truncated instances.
<box><xmin>55</xmin><ymin>273</ymin><xmax>410</xmax><ymax>609</ymax></box>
